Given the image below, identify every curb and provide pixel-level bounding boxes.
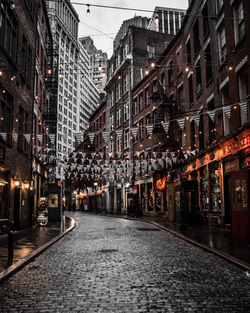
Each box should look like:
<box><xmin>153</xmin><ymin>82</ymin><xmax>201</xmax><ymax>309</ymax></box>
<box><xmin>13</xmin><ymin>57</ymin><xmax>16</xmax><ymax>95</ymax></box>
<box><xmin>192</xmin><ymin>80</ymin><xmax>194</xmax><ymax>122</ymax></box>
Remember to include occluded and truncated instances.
<box><xmin>84</xmin><ymin>212</ymin><xmax>250</xmax><ymax>271</ymax></box>
<box><xmin>131</xmin><ymin>218</ymin><xmax>250</xmax><ymax>271</ymax></box>
<box><xmin>0</xmin><ymin>217</ymin><xmax>76</xmax><ymax>283</ymax></box>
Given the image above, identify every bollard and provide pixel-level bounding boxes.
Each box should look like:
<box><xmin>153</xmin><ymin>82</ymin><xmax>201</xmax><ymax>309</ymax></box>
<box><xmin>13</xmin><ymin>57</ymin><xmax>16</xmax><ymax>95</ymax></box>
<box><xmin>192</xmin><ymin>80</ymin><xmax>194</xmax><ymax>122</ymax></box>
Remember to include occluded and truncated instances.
<box><xmin>7</xmin><ymin>220</ymin><xmax>14</xmax><ymax>266</ymax></box>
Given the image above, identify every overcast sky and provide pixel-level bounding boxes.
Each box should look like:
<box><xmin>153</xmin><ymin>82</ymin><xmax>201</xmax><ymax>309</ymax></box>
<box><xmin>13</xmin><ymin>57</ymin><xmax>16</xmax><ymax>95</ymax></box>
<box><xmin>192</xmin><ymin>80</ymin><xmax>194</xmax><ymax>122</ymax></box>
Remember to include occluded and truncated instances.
<box><xmin>72</xmin><ymin>0</ymin><xmax>189</xmax><ymax>57</ymax></box>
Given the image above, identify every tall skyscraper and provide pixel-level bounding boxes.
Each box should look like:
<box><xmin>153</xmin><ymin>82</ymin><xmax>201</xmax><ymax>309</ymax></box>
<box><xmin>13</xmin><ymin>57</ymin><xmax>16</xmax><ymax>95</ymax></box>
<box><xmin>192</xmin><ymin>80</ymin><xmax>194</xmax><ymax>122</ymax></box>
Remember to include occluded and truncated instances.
<box><xmin>46</xmin><ymin>0</ymin><xmax>100</xmax><ymax>179</ymax></box>
<box><xmin>79</xmin><ymin>36</ymin><xmax>108</xmax><ymax>92</ymax></box>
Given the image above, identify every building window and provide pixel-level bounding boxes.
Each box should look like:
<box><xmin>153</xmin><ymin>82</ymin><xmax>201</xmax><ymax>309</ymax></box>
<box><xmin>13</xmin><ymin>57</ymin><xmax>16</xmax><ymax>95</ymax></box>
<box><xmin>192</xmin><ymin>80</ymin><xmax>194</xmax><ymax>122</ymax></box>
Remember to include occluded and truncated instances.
<box><xmin>193</xmin><ymin>19</ymin><xmax>200</xmax><ymax>55</ymax></box>
<box><xmin>190</xmin><ymin>120</ymin><xmax>196</xmax><ymax>150</ymax></box>
<box><xmin>110</xmin><ymin>140</ymin><xmax>115</xmax><ymax>153</ymax></box>
<box><xmin>117</xmin><ymin>138</ymin><xmax>122</xmax><ymax>153</ymax></box>
<box><xmin>177</xmin><ymin>84</ymin><xmax>184</xmax><ymax>112</ymax></box>
<box><xmin>124</xmin><ymin>100</ymin><xmax>129</xmax><ymax>121</ymax></box>
<box><xmin>110</xmin><ymin>113</ymin><xmax>114</xmax><ymax>130</ymax></box>
<box><xmin>146</xmin><ymin>114</ymin><xmax>151</xmax><ymax>125</ymax></box>
<box><xmin>147</xmin><ymin>44</ymin><xmax>155</xmax><ymax>59</ymax></box>
<box><xmin>215</xmin><ymin>0</ymin><xmax>223</xmax><ymax>14</ymax></box>
<box><xmin>196</xmin><ymin>59</ymin><xmax>202</xmax><ymax>96</ymax></box>
<box><xmin>0</xmin><ymin>0</ymin><xmax>18</xmax><ymax>62</ymax></box>
<box><xmin>161</xmin><ymin>72</ymin><xmax>166</xmax><ymax>91</ymax></box>
<box><xmin>186</xmin><ymin>39</ymin><xmax>191</xmax><ymax>65</ymax></box>
<box><xmin>167</xmin><ymin>61</ymin><xmax>173</xmax><ymax>86</ymax></box>
<box><xmin>139</xmin><ymin>92</ymin><xmax>143</xmax><ymax>111</ymax></box>
<box><xmin>139</xmin><ymin>118</ymin><xmax>144</xmax><ymax>140</ymax></box>
<box><xmin>233</xmin><ymin>1</ymin><xmax>245</xmax><ymax>45</ymax></box>
<box><xmin>217</xmin><ymin>27</ymin><xmax>226</xmax><ymax>65</ymax></box>
<box><xmin>199</xmin><ymin>114</ymin><xmax>204</xmax><ymax>150</ymax></box>
<box><xmin>238</xmin><ymin>70</ymin><xmax>248</xmax><ymax>102</ymax></box>
<box><xmin>205</xmin><ymin>43</ymin><xmax>212</xmax><ymax>85</ymax></box>
<box><xmin>124</xmin><ymin>128</ymin><xmax>129</xmax><ymax>149</ymax></box>
<box><xmin>145</xmin><ymin>87</ymin><xmax>149</xmax><ymax>106</ymax></box>
<box><xmin>21</xmin><ymin>36</ymin><xmax>32</xmax><ymax>81</ymax></box>
<box><xmin>202</xmin><ymin>2</ymin><xmax>209</xmax><ymax>37</ymax></box>
<box><xmin>0</xmin><ymin>87</ymin><xmax>12</xmax><ymax>141</ymax></box>
<box><xmin>188</xmin><ymin>74</ymin><xmax>194</xmax><ymax>107</ymax></box>
<box><xmin>116</xmin><ymin>108</ymin><xmax>121</xmax><ymax>127</ymax></box>
<box><xmin>133</xmin><ymin>98</ymin><xmax>137</xmax><ymax>116</ymax></box>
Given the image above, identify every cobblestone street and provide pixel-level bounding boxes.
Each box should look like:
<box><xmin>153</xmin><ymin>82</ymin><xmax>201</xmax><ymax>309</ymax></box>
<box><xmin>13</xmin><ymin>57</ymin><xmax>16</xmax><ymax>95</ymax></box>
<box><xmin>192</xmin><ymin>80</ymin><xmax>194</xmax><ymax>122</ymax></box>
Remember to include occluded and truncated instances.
<box><xmin>0</xmin><ymin>213</ymin><xmax>250</xmax><ymax>313</ymax></box>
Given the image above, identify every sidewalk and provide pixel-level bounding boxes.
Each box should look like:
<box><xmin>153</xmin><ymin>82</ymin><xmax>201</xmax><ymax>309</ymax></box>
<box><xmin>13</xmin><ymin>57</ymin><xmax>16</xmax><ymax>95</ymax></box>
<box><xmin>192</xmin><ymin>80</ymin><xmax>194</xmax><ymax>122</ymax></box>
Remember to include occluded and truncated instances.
<box><xmin>130</xmin><ymin>215</ymin><xmax>250</xmax><ymax>270</ymax></box>
<box><xmin>0</xmin><ymin>215</ymin><xmax>75</xmax><ymax>282</ymax></box>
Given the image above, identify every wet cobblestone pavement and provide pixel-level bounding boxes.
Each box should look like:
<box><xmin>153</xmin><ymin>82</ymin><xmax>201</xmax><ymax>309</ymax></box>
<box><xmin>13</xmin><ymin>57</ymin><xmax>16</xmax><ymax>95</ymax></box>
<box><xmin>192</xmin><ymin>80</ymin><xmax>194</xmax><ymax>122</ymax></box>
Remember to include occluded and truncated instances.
<box><xmin>0</xmin><ymin>212</ymin><xmax>250</xmax><ymax>313</ymax></box>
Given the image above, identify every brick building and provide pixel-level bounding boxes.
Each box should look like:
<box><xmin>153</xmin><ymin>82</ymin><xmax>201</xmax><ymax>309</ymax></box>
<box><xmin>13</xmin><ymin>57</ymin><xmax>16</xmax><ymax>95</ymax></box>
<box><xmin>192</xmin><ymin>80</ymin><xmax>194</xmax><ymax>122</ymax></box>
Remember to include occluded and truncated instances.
<box><xmin>131</xmin><ymin>0</ymin><xmax>250</xmax><ymax>242</ymax></box>
<box><xmin>104</xmin><ymin>26</ymin><xmax>174</xmax><ymax>214</ymax></box>
<box><xmin>0</xmin><ymin>0</ymin><xmax>37</xmax><ymax>229</ymax></box>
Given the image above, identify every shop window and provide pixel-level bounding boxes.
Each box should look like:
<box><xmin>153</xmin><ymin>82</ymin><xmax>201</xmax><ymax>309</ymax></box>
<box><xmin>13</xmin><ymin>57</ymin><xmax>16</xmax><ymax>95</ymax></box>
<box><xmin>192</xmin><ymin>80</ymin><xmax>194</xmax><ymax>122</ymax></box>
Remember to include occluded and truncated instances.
<box><xmin>200</xmin><ymin>166</ymin><xmax>209</xmax><ymax>211</ymax></box>
<box><xmin>209</xmin><ymin>162</ymin><xmax>222</xmax><ymax>213</ymax></box>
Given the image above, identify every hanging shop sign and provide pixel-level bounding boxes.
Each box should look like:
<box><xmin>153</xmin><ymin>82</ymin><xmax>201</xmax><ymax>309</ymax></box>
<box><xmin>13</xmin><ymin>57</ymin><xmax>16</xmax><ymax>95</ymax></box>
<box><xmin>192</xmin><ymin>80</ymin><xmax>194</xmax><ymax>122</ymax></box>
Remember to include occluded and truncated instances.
<box><xmin>156</xmin><ymin>176</ymin><xmax>166</xmax><ymax>191</ymax></box>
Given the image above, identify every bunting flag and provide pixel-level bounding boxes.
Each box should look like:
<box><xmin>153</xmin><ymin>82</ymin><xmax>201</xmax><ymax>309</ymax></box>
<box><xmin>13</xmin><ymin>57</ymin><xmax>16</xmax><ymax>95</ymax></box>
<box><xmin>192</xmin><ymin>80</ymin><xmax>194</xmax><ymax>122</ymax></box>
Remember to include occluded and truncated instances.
<box><xmin>88</xmin><ymin>132</ymin><xmax>95</xmax><ymax>144</ymax></box>
<box><xmin>37</xmin><ymin>134</ymin><xmax>43</xmax><ymax>143</ymax></box>
<box><xmin>131</xmin><ymin>127</ymin><xmax>138</xmax><ymax>138</ymax></box>
<box><xmin>207</xmin><ymin>110</ymin><xmax>216</xmax><ymax>122</ymax></box>
<box><xmin>223</xmin><ymin>105</ymin><xmax>231</xmax><ymax>119</ymax></box>
<box><xmin>162</xmin><ymin>122</ymin><xmax>169</xmax><ymax>134</ymax></box>
<box><xmin>24</xmin><ymin>134</ymin><xmax>31</xmax><ymax>144</ymax></box>
<box><xmin>146</xmin><ymin>125</ymin><xmax>154</xmax><ymax>136</ymax></box>
<box><xmin>0</xmin><ymin>133</ymin><xmax>7</xmax><ymax>141</ymax></box>
<box><xmin>193</xmin><ymin>115</ymin><xmax>200</xmax><ymax>127</ymax></box>
<box><xmin>102</xmin><ymin>132</ymin><xmax>109</xmax><ymax>142</ymax></box>
<box><xmin>49</xmin><ymin>134</ymin><xmax>55</xmax><ymax>144</ymax></box>
<box><xmin>144</xmin><ymin>151</ymin><xmax>148</xmax><ymax>159</ymax></box>
<box><xmin>116</xmin><ymin>129</ymin><xmax>123</xmax><ymax>140</ymax></box>
<box><xmin>12</xmin><ymin>134</ymin><xmax>18</xmax><ymax>143</ymax></box>
<box><xmin>177</xmin><ymin>118</ymin><xmax>185</xmax><ymax>130</ymax></box>
<box><xmin>240</xmin><ymin>101</ymin><xmax>248</xmax><ymax>115</ymax></box>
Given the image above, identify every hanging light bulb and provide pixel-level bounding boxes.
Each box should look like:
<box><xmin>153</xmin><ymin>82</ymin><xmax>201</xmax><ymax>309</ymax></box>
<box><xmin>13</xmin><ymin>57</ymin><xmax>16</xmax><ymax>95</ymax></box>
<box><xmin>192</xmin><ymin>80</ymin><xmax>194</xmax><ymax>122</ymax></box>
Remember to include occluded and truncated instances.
<box><xmin>86</xmin><ymin>4</ymin><xmax>90</xmax><ymax>16</ymax></box>
<box><xmin>145</xmin><ymin>67</ymin><xmax>149</xmax><ymax>75</ymax></box>
<box><xmin>155</xmin><ymin>13</ymin><xmax>160</xmax><ymax>25</ymax></box>
<box><xmin>10</xmin><ymin>1</ymin><xmax>15</xmax><ymax>9</ymax></box>
<box><xmin>0</xmin><ymin>70</ymin><xmax>3</xmax><ymax>76</ymax></box>
<box><xmin>150</xmin><ymin>62</ymin><xmax>156</xmax><ymax>68</ymax></box>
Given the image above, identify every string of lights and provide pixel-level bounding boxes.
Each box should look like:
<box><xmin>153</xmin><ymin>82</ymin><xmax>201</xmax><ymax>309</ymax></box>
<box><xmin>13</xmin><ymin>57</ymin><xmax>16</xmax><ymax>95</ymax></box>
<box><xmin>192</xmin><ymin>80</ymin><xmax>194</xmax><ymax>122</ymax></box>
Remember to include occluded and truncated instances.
<box><xmin>46</xmin><ymin>0</ymin><xmax>250</xmax><ymax>22</ymax></box>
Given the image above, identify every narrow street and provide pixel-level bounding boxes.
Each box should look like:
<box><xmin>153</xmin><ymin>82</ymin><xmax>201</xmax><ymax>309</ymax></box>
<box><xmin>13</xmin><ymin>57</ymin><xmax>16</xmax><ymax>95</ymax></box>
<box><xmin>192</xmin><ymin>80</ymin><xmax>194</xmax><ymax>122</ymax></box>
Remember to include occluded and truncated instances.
<box><xmin>0</xmin><ymin>213</ymin><xmax>250</xmax><ymax>313</ymax></box>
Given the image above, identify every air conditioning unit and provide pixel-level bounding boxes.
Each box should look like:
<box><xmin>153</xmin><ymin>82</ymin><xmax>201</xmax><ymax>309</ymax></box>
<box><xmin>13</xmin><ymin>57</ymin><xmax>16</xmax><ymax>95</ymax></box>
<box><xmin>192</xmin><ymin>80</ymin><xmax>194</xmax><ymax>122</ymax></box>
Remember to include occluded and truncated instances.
<box><xmin>196</xmin><ymin>84</ymin><xmax>201</xmax><ymax>94</ymax></box>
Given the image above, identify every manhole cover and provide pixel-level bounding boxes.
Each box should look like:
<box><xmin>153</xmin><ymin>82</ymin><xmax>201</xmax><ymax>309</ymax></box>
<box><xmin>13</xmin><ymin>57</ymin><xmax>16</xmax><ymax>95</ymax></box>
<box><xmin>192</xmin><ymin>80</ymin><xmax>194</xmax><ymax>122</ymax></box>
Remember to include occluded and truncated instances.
<box><xmin>104</xmin><ymin>228</ymin><xmax>116</xmax><ymax>231</ymax></box>
<box><xmin>97</xmin><ymin>249</ymin><xmax>118</xmax><ymax>253</ymax></box>
<box><xmin>137</xmin><ymin>228</ymin><xmax>160</xmax><ymax>231</ymax></box>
